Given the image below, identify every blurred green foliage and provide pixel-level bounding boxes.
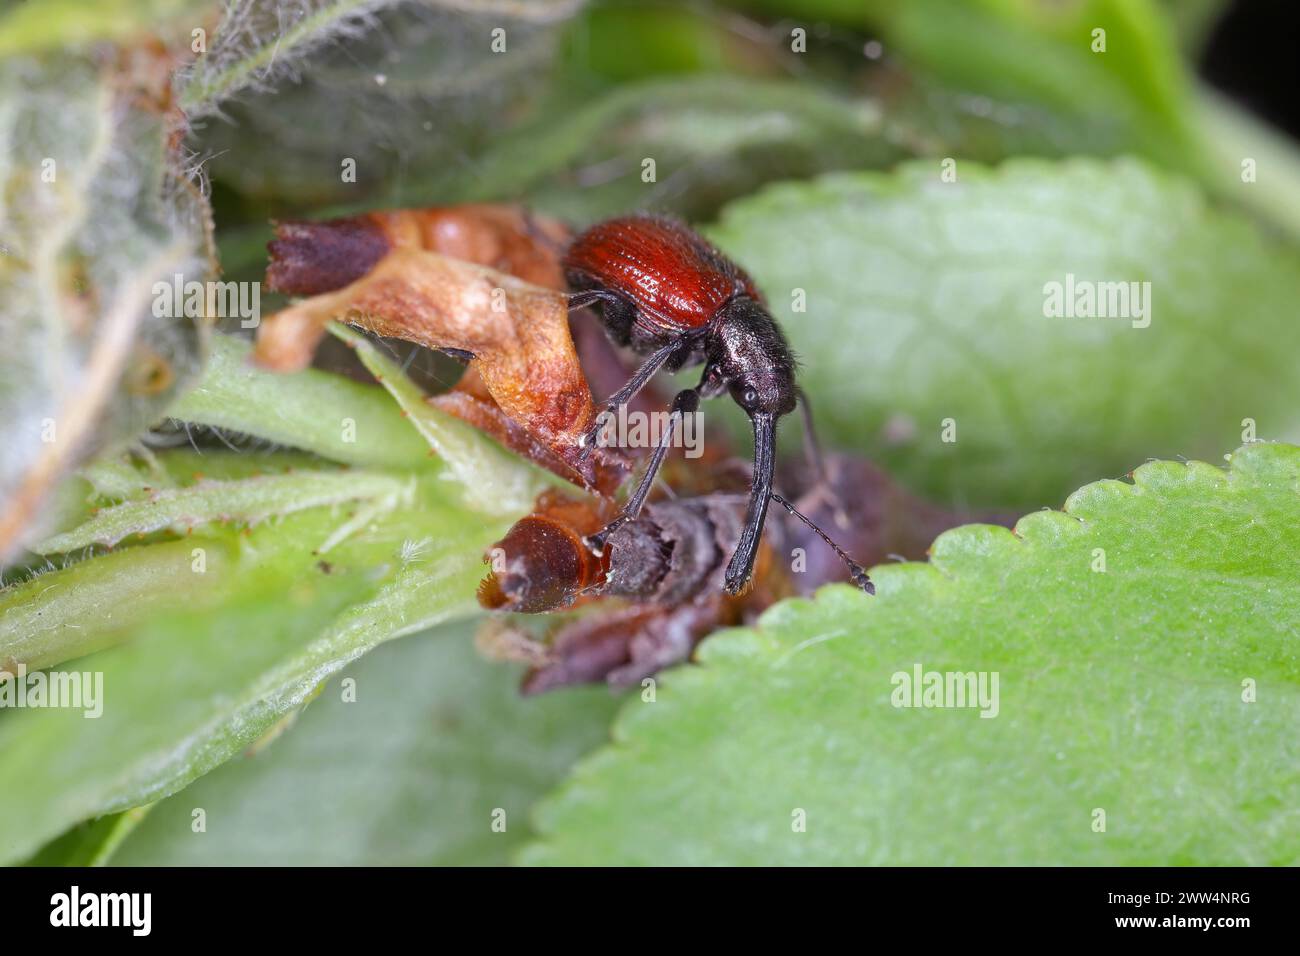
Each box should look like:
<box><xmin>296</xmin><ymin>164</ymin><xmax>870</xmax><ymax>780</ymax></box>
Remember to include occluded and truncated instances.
<box><xmin>113</xmin><ymin>620</ymin><xmax>622</xmax><ymax>866</ymax></box>
<box><xmin>708</xmin><ymin>159</ymin><xmax>1300</xmax><ymax>506</ymax></box>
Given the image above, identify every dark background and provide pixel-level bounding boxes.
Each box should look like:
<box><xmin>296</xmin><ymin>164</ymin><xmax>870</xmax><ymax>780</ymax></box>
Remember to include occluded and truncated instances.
<box><xmin>1201</xmin><ymin>1</ymin><xmax>1300</xmax><ymax>138</ymax></box>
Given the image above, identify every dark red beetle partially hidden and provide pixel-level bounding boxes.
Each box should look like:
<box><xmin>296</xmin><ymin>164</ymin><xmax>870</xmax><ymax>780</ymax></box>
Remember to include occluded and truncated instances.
<box><xmin>564</xmin><ymin>215</ymin><xmax>872</xmax><ymax>595</ymax></box>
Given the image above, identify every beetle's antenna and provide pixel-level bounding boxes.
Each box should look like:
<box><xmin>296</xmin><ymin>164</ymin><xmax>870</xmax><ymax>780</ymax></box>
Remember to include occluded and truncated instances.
<box><xmin>795</xmin><ymin>388</ymin><xmax>828</xmax><ymax>488</ymax></box>
<box><xmin>770</xmin><ymin>491</ymin><xmax>875</xmax><ymax>595</ymax></box>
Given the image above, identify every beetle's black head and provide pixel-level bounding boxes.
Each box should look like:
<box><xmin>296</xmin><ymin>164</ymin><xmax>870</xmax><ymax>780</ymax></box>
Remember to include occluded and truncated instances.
<box><xmin>708</xmin><ymin>296</ymin><xmax>798</xmax><ymax>420</ymax></box>
<box><xmin>704</xmin><ymin>295</ymin><xmax>800</xmax><ymax>594</ymax></box>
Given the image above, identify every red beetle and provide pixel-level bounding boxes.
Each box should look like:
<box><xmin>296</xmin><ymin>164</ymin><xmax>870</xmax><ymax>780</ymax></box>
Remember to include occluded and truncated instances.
<box><xmin>564</xmin><ymin>214</ymin><xmax>872</xmax><ymax>595</ymax></box>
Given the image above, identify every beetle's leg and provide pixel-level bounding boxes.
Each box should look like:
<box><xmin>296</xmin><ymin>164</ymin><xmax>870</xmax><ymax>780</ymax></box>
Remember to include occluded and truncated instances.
<box><xmin>437</xmin><ymin>347</ymin><xmax>476</xmax><ymax>364</ymax></box>
<box><xmin>795</xmin><ymin>387</ymin><xmax>849</xmax><ymax>528</ymax></box>
<box><xmin>796</xmin><ymin>387</ymin><xmax>827</xmax><ymax>486</ymax></box>
<box><xmin>577</xmin><ymin>341</ymin><xmax>681</xmax><ymax>460</ymax></box>
<box><xmin>566</xmin><ymin>289</ymin><xmax>617</xmax><ymax>311</ymax></box>
<box><xmin>568</xmin><ymin>287</ymin><xmax>639</xmax><ymax>348</ymax></box>
<box><xmin>603</xmin><ymin>343</ymin><xmax>680</xmax><ymax>408</ymax></box>
<box><xmin>584</xmin><ymin>387</ymin><xmax>700</xmax><ymax>554</ymax></box>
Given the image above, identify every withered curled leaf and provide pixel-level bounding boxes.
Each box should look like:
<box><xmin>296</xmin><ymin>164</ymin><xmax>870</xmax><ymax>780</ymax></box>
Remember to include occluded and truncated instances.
<box><xmin>257</xmin><ymin>206</ymin><xmax>628</xmax><ymax>493</ymax></box>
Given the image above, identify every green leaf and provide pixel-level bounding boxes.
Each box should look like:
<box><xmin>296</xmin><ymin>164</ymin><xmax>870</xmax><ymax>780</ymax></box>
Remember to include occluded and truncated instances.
<box><xmin>1156</xmin><ymin>0</ymin><xmax>1229</xmax><ymax>55</ymax></box>
<box><xmin>3</xmin><ymin>535</ymin><xmax>241</xmax><ymax>672</ymax></box>
<box><xmin>167</xmin><ymin>332</ymin><xmax>429</xmax><ymax>470</ymax></box>
<box><xmin>706</xmin><ymin>158</ymin><xmax>1300</xmax><ymax>508</ymax></box>
<box><xmin>0</xmin><ymin>570</ymin><xmax>359</xmax><ymax>864</ymax></box>
<box><xmin>32</xmin><ymin>468</ymin><xmax>411</xmax><ymax>553</ymax></box>
<box><xmin>525</xmin><ymin>442</ymin><xmax>1300</xmax><ymax>866</ymax></box>
<box><xmin>0</xmin><ymin>480</ymin><xmax>507</xmax><ymax>863</ymax></box>
<box><xmin>22</xmin><ymin>806</ymin><xmax>153</xmax><ymax>867</ymax></box>
<box><xmin>868</xmin><ymin>0</ymin><xmax>1198</xmax><ymax>171</ymax></box>
<box><xmin>735</xmin><ymin>0</ymin><xmax>1300</xmax><ymax>241</ymax></box>
<box><xmin>13</xmin><ymin>447</ymin><xmax>360</xmax><ymax>567</ymax></box>
<box><xmin>105</xmin><ymin>619</ymin><xmax>621</xmax><ymax>865</ymax></box>
<box><xmin>1194</xmin><ymin>85</ymin><xmax>1300</xmax><ymax>246</ymax></box>
<box><xmin>561</xmin><ymin>3</ymin><xmax>755</xmax><ymax>83</ymax></box>
<box><xmin>2</xmin><ymin>457</ymin><xmax>485</xmax><ymax>652</ymax></box>
<box><xmin>460</xmin><ymin>75</ymin><xmax>906</xmax><ymax>225</ymax></box>
<box><xmin>0</xmin><ymin>322</ymin><xmax>529</xmax><ymax>861</ymax></box>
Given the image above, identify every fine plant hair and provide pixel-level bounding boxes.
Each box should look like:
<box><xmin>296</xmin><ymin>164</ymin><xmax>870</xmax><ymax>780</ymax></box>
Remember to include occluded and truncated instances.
<box><xmin>178</xmin><ymin>0</ymin><xmax>397</xmax><ymax>119</ymax></box>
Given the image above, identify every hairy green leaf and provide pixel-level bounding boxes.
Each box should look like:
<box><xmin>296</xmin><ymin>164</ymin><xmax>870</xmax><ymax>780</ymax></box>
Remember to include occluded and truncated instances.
<box><xmin>0</xmin><ymin>316</ymin><xmax>532</xmax><ymax>862</ymax></box>
<box><xmin>189</xmin><ymin>0</ymin><xmax>580</xmax><ymax>204</ymax></box>
<box><xmin>33</xmin><ymin>469</ymin><xmax>411</xmax><ymax>553</ymax></box>
<box><xmin>0</xmin><ymin>572</ymin><xmax>362</xmax><ymax>864</ymax></box>
<box><xmin>0</xmin><ymin>481</ymin><xmax>507</xmax><ymax>863</ymax></box>
<box><xmin>0</xmin><ymin>54</ymin><xmax>211</xmax><ymax>557</ymax></box>
<box><xmin>167</xmin><ymin>332</ymin><xmax>429</xmax><ymax>469</ymax></box>
<box><xmin>179</xmin><ymin>0</ymin><xmax>398</xmax><ymax>115</ymax></box>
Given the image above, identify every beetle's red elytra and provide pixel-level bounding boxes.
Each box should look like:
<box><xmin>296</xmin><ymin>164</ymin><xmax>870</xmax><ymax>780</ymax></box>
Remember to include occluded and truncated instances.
<box><xmin>565</xmin><ymin>216</ymin><xmax>761</xmax><ymax>331</ymax></box>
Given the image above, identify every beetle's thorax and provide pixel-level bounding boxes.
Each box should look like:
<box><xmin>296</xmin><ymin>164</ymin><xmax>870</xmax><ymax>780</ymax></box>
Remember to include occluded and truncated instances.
<box><xmin>705</xmin><ymin>295</ymin><xmax>798</xmax><ymax>418</ymax></box>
